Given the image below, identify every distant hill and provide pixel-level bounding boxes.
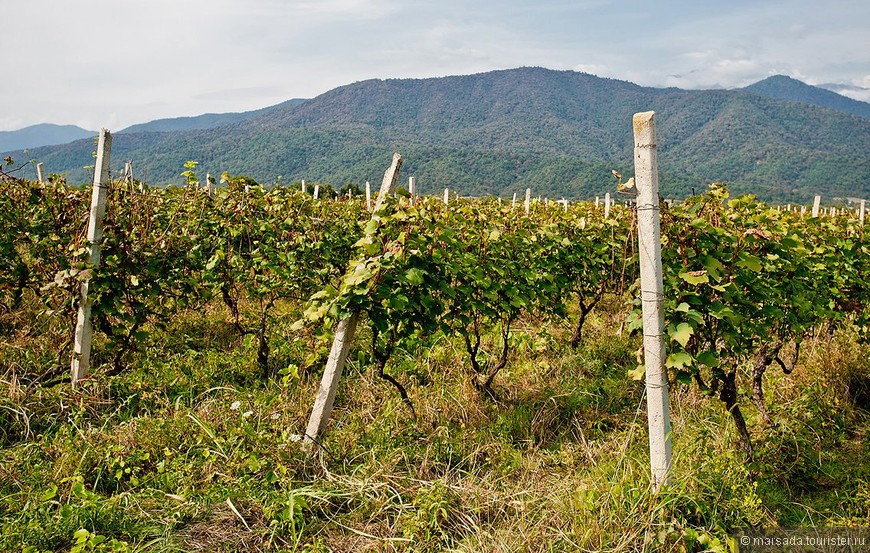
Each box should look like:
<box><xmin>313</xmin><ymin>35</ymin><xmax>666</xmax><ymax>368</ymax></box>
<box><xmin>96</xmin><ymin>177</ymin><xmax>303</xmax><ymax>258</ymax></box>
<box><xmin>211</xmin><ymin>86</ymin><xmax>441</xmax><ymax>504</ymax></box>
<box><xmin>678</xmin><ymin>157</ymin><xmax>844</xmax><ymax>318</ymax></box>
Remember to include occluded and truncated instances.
<box><xmin>118</xmin><ymin>99</ymin><xmax>307</xmax><ymax>134</ymax></box>
<box><xmin>0</xmin><ymin>124</ymin><xmax>95</xmax><ymax>152</ymax></box>
<box><xmin>11</xmin><ymin>68</ymin><xmax>870</xmax><ymax>203</ymax></box>
<box><xmin>743</xmin><ymin>75</ymin><xmax>870</xmax><ymax>120</ymax></box>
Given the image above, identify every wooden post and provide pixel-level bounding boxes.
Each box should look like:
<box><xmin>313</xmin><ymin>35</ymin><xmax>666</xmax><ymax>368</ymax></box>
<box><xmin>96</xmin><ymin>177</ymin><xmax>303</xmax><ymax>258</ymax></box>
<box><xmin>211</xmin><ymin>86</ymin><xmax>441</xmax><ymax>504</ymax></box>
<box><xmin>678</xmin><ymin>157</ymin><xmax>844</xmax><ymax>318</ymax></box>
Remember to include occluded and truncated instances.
<box><xmin>71</xmin><ymin>129</ymin><xmax>112</xmax><ymax>386</ymax></box>
<box><xmin>633</xmin><ymin>112</ymin><xmax>673</xmax><ymax>490</ymax></box>
<box><xmin>524</xmin><ymin>188</ymin><xmax>531</xmax><ymax>215</ymax></box>
<box><xmin>36</xmin><ymin>162</ymin><xmax>46</xmax><ymax>184</ymax></box>
<box><xmin>365</xmin><ymin>181</ymin><xmax>372</xmax><ymax>211</ymax></box>
<box><xmin>304</xmin><ymin>153</ymin><xmax>403</xmax><ymax>452</ymax></box>
<box><xmin>812</xmin><ymin>195</ymin><xmax>821</xmax><ymax>218</ymax></box>
<box><xmin>860</xmin><ymin>199</ymin><xmax>866</xmax><ymax>226</ymax></box>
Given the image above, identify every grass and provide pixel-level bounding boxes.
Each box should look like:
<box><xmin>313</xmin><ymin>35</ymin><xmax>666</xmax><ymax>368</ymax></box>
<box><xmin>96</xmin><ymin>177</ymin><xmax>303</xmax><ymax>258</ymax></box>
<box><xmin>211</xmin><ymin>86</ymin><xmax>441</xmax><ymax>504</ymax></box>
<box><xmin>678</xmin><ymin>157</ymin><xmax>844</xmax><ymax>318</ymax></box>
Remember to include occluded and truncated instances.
<box><xmin>1</xmin><ymin>296</ymin><xmax>868</xmax><ymax>552</ymax></box>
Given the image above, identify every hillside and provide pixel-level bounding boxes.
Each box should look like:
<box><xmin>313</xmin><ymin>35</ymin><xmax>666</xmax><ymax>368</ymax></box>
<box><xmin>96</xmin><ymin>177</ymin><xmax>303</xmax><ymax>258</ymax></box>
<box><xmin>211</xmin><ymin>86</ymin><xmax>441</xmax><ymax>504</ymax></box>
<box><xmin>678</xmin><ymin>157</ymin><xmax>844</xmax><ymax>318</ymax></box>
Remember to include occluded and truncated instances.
<box><xmin>0</xmin><ymin>123</ymin><xmax>94</xmax><ymax>152</ymax></box>
<box><xmin>10</xmin><ymin>68</ymin><xmax>870</xmax><ymax>202</ymax></box>
<box><xmin>117</xmin><ymin>99</ymin><xmax>307</xmax><ymax>134</ymax></box>
<box><xmin>743</xmin><ymin>75</ymin><xmax>870</xmax><ymax>119</ymax></box>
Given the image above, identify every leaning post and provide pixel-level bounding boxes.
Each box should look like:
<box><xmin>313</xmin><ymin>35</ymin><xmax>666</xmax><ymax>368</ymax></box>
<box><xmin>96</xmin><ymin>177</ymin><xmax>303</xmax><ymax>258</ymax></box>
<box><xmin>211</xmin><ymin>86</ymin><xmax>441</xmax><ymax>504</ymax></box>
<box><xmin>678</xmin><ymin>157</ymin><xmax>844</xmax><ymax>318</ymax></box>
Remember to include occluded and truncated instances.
<box><xmin>71</xmin><ymin>129</ymin><xmax>113</xmax><ymax>386</ymax></box>
<box><xmin>633</xmin><ymin>112</ymin><xmax>673</xmax><ymax>490</ymax></box>
<box><xmin>303</xmin><ymin>153</ymin><xmax>403</xmax><ymax>453</ymax></box>
<box><xmin>36</xmin><ymin>162</ymin><xmax>46</xmax><ymax>183</ymax></box>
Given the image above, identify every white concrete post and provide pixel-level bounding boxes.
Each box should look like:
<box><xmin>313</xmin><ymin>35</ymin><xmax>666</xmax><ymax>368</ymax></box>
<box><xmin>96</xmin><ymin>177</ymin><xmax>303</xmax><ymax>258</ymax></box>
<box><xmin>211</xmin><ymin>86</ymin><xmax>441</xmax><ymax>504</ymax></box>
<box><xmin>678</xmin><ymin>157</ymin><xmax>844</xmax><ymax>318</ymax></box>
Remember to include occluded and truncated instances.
<box><xmin>860</xmin><ymin>199</ymin><xmax>866</xmax><ymax>226</ymax></box>
<box><xmin>301</xmin><ymin>180</ymin><xmax>307</xmax><ymax>195</ymax></box>
<box><xmin>36</xmin><ymin>162</ymin><xmax>46</xmax><ymax>184</ymax></box>
<box><xmin>314</xmin><ymin>183</ymin><xmax>320</xmax><ymax>200</ymax></box>
<box><xmin>595</xmin><ymin>196</ymin><xmax>600</xmax><ymax>208</ymax></box>
<box><xmin>443</xmin><ymin>188</ymin><xmax>449</xmax><ymax>205</ymax></box>
<box><xmin>304</xmin><ymin>154</ymin><xmax>403</xmax><ymax>453</ymax></box>
<box><xmin>512</xmin><ymin>192</ymin><xmax>517</xmax><ymax>208</ymax></box>
<box><xmin>366</xmin><ymin>181</ymin><xmax>372</xmax><ymax>211</ymax></box>
<box><xmin>408</xmin><ymin>176</ymin><xmax>415</xmax><ymax>206</ymax></box>
<box><xmin>71</xmin><ymin>129</ymin><xmax>112</xmax><ymax>386</ymax></box>
<box><xmin>605</xmin><ymin>192</ymin><xmax>612</xmax><ymax>219</ymax></box>
<box><xmin>812</xmin><ymin>195</ymin><xmax>821</xmax><ymax>218</ymax></box>
<box><xmin>633</xmin><ymin>112</ymin><xmax>672</xmax><ymax>490</ymax></box>
<box><xmin>524</xmin><ymin>188</ymin><xmax>531</xmax><ymax>215</ymax></box>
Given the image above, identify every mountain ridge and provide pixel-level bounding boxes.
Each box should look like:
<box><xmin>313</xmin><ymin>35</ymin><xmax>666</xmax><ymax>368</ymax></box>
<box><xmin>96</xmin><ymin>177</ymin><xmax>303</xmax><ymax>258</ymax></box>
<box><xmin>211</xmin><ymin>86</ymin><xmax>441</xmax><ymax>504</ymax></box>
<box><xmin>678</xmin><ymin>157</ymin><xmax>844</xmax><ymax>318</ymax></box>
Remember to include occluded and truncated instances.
<box><xmin>0</xmin><ymin>124</ymin><xmax>95</xmax><ymax>152</ymax></box>
<box><xmin>6</xmin><ymin>68</ymin><xmax>870</xmax><ymax>203</ymax></box>
<box><xmin>743</xmin><ymin>75</ymin><xmax>870</xmax><ymax>120</ymax></box>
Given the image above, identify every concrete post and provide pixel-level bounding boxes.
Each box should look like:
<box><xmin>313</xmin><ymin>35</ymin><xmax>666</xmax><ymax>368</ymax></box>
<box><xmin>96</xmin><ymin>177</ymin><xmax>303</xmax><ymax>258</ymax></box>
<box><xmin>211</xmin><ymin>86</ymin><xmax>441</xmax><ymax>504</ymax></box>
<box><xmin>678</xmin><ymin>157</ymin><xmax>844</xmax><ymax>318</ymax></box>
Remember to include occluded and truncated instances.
<box><xmin>304</xmin><ymin>154</ymin><xmax>403</xmax><ymax>452</ymax></box>
<box><xmin>71</xmin><ymin>129</ymin><xmax>112</xmax><ymax>386</ymax></box>
<box><xmin>633</xmin><ymin>112</ymin><xmax>672</xmax><ymax>490</ymax></box>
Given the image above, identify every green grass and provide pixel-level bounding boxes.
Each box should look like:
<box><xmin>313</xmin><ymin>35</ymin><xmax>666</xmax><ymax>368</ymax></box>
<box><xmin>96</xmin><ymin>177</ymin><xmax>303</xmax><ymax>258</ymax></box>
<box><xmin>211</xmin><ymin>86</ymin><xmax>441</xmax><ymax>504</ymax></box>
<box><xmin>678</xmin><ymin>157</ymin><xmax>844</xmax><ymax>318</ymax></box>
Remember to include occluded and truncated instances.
<box><xmin>1</xmin><ymin>298</ymin><xmax>868</xmax><ymax>552</ymax></box>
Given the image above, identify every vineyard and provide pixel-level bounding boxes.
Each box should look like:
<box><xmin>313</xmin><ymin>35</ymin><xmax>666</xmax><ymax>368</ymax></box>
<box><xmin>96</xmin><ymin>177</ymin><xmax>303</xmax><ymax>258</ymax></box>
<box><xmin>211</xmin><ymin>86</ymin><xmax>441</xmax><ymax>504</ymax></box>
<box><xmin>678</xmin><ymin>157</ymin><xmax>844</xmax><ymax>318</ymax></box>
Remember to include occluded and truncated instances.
<box><xmin>1</xmin><ymin>163</ymin><xmax>869</xmax><ymax>551</ymax></box>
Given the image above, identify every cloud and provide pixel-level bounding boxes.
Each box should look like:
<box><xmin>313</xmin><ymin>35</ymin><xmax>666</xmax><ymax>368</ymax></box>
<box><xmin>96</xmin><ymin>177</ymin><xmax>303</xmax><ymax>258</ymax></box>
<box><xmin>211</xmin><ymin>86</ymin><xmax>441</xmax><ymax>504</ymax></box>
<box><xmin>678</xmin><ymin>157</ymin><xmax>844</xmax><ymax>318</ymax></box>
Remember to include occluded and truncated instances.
<box><xmin>2</xmin><ymin>0</ymin><xmax>870</xmax><ymax>130</ymax></box>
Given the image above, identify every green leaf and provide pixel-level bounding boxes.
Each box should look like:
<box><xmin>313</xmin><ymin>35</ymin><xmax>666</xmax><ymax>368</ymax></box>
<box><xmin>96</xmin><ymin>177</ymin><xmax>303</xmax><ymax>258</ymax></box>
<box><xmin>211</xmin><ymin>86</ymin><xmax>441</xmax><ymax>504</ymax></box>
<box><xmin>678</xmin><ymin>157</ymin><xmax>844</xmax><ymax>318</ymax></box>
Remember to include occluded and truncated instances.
<box><xmin>627</xmin><ymin>364</ymin><xmax>645</xmax><ymax>381</ymax></box>
<box><xmin>675</xmin><ymin>370</ymin><xmax>693</xmax><ymax>385</ymax></box>
<box><xmin>405</xmin><ymin>268</ymin><xmax>425</xmax><ymax>285</ymax></box>
<box><xmin>696</xmin><ymin>350</ymin><xmax>719</xmax><ymax>367</ymax></box>
<box><xmin>679</xmin><ymin>270</ymin><xmax>709</xmax><ymax>285</ymax></box>
<box><xmin>665</xmin><ymin>352</ymin><xmax>693</xmax><ymax>369</ymax></box>
<box><xmin>39</xmin><ymin>484</ymin><xmax>58</xmax><ymax>502</ymax></box>
<box><xmin>669</xmin><ymin>323</ymin><xmax>693</xmax><ymax>347</ymax></box>
<box><xmin>736</xmin><ymin>254</ymin><xmax>762</xmax><ymax>273</ymax></box>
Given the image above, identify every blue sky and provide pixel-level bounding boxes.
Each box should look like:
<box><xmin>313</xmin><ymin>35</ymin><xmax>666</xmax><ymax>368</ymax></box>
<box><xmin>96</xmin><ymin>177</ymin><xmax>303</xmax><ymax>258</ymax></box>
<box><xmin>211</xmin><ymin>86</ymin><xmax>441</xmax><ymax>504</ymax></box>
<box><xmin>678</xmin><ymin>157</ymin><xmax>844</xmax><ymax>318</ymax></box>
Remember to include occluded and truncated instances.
<box><xmin>3</xmin><ymin>0</ymin><xmax>869</xmax><ymax>131</ymax></box>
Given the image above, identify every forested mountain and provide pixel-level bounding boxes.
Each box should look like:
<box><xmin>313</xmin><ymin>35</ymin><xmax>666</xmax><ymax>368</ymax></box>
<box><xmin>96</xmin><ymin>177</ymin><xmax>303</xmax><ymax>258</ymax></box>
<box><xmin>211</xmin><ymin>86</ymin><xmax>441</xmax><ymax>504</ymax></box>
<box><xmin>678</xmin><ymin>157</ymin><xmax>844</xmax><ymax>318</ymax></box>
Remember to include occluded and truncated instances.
<box><xmin>743</xmin><ymin>75</ymin><xmax>870</xmax><ymax>120</ymax></box>
<box><xmin>8</xmin><ymin>68</ymin><xmax>870</xmax><ymax>202</ymax></box>
<box><xmin>743</xmin><ymin>75</ymin><xmax>870</xmax><ymax>119</ymax></box>
<box><xmin>117</xmin><ymin>99</ymin><xmax>307</xmax><ymax>134</ymax></box>
<box><xmin>0</xmin><ymin>124</ymin><xmax>95</xmax><ymax>152</ymax></box>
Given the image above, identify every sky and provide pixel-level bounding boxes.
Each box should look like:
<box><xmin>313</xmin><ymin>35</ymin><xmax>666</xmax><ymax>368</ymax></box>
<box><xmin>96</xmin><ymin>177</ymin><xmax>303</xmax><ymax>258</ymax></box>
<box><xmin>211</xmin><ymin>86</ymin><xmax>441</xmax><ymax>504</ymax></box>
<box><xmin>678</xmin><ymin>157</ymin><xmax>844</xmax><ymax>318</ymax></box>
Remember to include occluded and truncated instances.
<box><xmin>3</xmin><ymin>0</ymin><xmax>870</xmax><ymax>132</ymax></box>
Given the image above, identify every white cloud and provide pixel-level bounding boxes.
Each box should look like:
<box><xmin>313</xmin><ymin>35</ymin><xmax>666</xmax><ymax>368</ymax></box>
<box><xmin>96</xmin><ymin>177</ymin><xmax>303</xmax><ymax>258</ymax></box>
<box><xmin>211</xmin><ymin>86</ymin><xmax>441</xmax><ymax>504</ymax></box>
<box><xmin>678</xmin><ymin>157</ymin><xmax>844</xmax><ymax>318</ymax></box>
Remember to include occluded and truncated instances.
<box><xmin>2</xmin><ymin>0</ymin><xmax>870</xmax><ymax>130</ymax></box>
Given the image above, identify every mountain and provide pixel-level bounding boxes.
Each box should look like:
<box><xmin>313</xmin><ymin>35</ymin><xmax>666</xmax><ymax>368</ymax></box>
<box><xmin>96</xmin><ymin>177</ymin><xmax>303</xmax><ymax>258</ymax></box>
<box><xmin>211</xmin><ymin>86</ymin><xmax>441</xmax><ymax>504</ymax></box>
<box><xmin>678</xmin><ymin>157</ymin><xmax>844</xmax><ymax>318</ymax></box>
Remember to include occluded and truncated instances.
<box><xmin>0</xmin><ymin>124</ymin><xmax>95</xmax><ymax>152</ymax></box>
<box><xmin>743</xmin><ymin>75</ymin><xmax>870</xmax><ymax>120</ymax></box>
<box><xmin>118</xmin><ymin>99</ymin><xmax>307</xmax><ymax>134</ymax></box>
<box><xmin>9</xmin><ymin>68</ymin><xmax>870</xmax><ymax>202</ymax></box>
